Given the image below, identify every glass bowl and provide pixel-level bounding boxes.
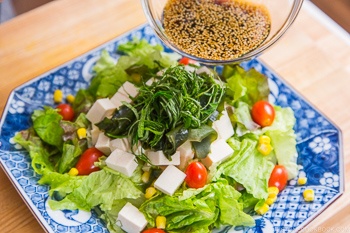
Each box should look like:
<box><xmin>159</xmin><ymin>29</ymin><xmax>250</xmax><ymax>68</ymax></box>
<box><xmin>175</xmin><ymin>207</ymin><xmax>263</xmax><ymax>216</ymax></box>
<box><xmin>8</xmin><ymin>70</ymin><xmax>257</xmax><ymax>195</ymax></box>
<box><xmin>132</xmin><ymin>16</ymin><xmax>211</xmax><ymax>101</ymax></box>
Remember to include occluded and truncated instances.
<box><xmin>141</xmin><ymin>0</ymin><xmax>304</xmax><ymax>65</ymax></box>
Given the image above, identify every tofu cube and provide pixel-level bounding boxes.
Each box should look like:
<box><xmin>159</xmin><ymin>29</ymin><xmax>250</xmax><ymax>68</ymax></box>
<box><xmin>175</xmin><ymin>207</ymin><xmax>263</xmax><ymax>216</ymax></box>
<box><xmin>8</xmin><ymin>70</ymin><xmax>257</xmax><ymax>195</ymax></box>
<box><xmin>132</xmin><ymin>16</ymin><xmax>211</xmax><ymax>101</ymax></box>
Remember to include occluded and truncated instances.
<box><xmin>145</xmin><ymin>77</ymin><xmax>156</xmax><ymax>86</ymax></box>
<box><xmin>105</xmin><ymin>149</ymin><xmax>138</xmax><ymax>177</ymax></box>
<box><xmin>177</xmin><ymin>141</ymin><xmax>194</xmax><ymax>170</ymax></box>
<box><xmin>154</xmin><ymin>165</ymin><xmax>186</xmax><ymax>196</ymax></box>
<box><xmin>95</xmin><ymin>132</ymin><xmax>111</xmax><ymax>155</ymax></box>
<box><xmin>110</xmin><ymin>138</ymin><xmax>130</xmax><ymax>152</ymax></box>
<box><xmin>110</xmin><ymin>92</ymin><xmax>132</xmax><ymax>109</ymax></box>
<box><xmin>212</xmin><ymin>110</ymin><xmax>234</xmax><ymax>141</ymax></box>
<box><xmin>119</xmin><ymin>81</ymin><xmax>139</xmax><ymax>98</ymax></box>
<box><xmin>86</xmin><ymin>98</ymin><xmax>116</xmax><ymax>124</ymax></box>
<box><xmin>146</xmin><ymin>150</ymin><xmax>180</xmax><ymax>166</ymax></box>
<box><xmin>201</xmin><ymin>139</ymin><xmax>234</xmax><ymax>167</ymax></box>
<box><xmin>90</xmin><ymin>125</ymin><xmax>102</xmax><ymax>146</ymax></box>
<box><xmin>117</xmin><ymin>202</ymin><xmax>147</xmax><ymax>233</ymax></box>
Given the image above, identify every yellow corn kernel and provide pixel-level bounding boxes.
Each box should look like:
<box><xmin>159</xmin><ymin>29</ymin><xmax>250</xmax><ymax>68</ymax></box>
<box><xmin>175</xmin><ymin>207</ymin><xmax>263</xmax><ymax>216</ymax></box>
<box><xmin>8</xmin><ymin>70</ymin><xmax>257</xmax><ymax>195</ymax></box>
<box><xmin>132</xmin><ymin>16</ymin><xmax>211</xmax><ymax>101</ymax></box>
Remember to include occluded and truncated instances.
<box><xmin>256</xmin><ymin>203</ymin><xmax>269</xmax><ymax>215</ymax></box>
<box><xmin>145</xmin><ymin>187</ymin><xmax>157</xmax><ymax>199</ymax></box>
<box><xmin>77</xmin><ymin>128</ymin><xmax>87</xmax><ymax>139</ymax></box>
<box><xmin>258</xmin><ymin>143</ymin><xmax>273</xmax><ymax>156</ymax></box>
<box><xmin>298</xmin><ymin>177</ymin><xmax>307</xmax><ymax>185</ymax></box>
<box><xmin>156</xmin><ymin>216</ymin><xmax>166</xmax><ymax>229</ymax></box>
<box><xmin>259</xmin><ymin>135</ymin><xmax>271</xmax><ymax>144</ymax></box>
<box><xmin>142</xmin><ymin>171</ymin><xmax>151</xmax><ymax>183</ymax></box>
<box><xmin>268</xmin><ymin>186</ymin><xmax>279</xmax><ymax>198</ymax></box>
<box><xmin>265</xmin><ymin>196</ymin><xmax>277</xmax><ymax>205</ymax></box>
<box><xmin>303</xmin><ymin>189</ymin><xmax>314</xmax><ymax>202</ymax></box>
<box><xmin>68</xmin><ymin>167</ymin><xmax>79</xmax><ymax>176</ymax></box>
<box><xmin>66</xmin><ymin>94</ymin><xmax>75</xmax><ymax>104</ymax></box>
<box><xmin>53</xmin><ymin>89</ymin><xmax>63</xmax><ymax>103</ymax></box>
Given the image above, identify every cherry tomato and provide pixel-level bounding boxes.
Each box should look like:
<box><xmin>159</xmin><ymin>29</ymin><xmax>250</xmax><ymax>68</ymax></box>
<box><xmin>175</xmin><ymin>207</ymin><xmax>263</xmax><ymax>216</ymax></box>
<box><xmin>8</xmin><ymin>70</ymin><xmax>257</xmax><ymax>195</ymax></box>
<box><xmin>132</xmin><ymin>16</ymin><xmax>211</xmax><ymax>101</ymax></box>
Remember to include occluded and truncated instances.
<box><xmin>179</xmin><ymin>57</ymin><xmax>196</xmax><ymax>65</ymax></box>
<box><xmin>268</xmin><ymin>165</ymin><xmax>288</xmax><ymax>191</ymax></box>
<box><xmin>57</xmin><ymin>103</ymin><xmax>75</xmax><ymax>121</ymax></box>
<box><xmin>75</xmin><ymin>147</ymin><xmax>104</xmax><ymax>175</ymax></box>
<box><xmin>142</xmin><ymin>229</ymin><xmax>166</xmax><ymax>233</ymax></box>
<box><xmin>185</xmin><ymin>161</ymin><xmax>208</xmax><ymax>188</ymax></box>
<box><xmin>251</xmin><ymin>100</ymin><xmax>275</xmax><ymax>127</ymax></box>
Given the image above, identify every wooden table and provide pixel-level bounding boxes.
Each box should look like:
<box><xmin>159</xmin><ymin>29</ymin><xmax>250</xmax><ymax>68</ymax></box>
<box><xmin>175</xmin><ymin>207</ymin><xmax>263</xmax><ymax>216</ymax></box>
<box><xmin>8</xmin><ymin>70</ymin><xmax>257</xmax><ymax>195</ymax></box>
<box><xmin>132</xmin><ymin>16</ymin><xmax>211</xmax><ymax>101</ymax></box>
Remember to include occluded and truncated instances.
<box><xmin>0</xmin><ymin>0</ymin><xmax>349</xmax><ymax>232</ymax></box>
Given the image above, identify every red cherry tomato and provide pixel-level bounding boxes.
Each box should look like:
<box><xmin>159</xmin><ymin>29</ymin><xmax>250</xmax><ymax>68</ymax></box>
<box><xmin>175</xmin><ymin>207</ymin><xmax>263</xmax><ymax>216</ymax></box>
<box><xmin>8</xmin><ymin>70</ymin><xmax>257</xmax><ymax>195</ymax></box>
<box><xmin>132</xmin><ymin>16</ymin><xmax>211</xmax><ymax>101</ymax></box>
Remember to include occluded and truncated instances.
<box><xmin>185</xmin><ymin>161</ymin><xmax>208</xmax><ymax>188</ymax></box>
<box><xmin>142</xmin><ymin>229</ymin><xmax>166</xmax><ymax>233</ymax></box>
<box><xmin>268</xmin><ymin>165</ymin><xmax>288</xmax><ymax>191</ymax></box>
<box><xmin>75</xmin><ymin>147</ymin><xmax>104</xmax><ymax>175</ymax></box>
<box><xmin>179</xmin><ymin>57</ymin><xmax>196</xmax><ymax>65</ymax></box>
<box><xmin>56</xmin><ymin>103</ymin><xmax>75</xmax><ymax>121</ymax></box>
<box><xmin>251</xmin><ymin>100</ymin><xmax>275</xmax><ymax>127</ymax></box>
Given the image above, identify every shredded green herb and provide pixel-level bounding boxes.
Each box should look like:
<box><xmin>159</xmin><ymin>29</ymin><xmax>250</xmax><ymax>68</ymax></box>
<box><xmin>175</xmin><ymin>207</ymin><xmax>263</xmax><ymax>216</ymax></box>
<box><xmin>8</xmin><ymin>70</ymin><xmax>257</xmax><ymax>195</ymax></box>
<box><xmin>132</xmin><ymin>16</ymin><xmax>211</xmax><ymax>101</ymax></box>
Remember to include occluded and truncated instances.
<box><xmin>97</xmin><ymin>66</ymin><xmax>225</xmax><ymax>158</ymax></box>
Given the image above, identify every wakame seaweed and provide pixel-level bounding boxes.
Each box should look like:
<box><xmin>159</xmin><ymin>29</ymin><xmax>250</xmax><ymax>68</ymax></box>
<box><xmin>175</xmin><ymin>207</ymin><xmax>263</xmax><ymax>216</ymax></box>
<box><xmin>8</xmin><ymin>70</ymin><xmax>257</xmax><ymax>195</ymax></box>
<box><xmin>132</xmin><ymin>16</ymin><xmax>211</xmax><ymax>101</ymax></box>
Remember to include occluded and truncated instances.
<box><xmin>97</xmin><ymin>66</ymin><xmax>225</xmax><ymax>158</ymax></box>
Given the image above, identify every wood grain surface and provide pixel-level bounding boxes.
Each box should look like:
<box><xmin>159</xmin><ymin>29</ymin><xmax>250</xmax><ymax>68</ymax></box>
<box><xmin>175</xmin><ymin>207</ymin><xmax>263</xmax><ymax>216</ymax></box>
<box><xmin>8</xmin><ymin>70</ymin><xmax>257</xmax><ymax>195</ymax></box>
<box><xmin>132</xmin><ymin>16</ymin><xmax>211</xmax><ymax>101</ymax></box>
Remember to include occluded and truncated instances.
<box><xmin>0</xmin><ymin>0</ymin><xmax>350</xmax><ymax>232</ymax></box>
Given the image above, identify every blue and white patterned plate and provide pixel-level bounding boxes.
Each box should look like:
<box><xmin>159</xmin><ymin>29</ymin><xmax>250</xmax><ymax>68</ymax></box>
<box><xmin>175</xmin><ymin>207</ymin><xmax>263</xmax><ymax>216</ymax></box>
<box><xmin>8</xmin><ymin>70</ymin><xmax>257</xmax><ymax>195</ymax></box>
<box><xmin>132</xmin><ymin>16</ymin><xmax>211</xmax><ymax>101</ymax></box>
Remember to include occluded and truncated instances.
<box><xmin>0</xmin><ymin>24</ymin><xmax>344</xmax><ymax>233</ymax></box>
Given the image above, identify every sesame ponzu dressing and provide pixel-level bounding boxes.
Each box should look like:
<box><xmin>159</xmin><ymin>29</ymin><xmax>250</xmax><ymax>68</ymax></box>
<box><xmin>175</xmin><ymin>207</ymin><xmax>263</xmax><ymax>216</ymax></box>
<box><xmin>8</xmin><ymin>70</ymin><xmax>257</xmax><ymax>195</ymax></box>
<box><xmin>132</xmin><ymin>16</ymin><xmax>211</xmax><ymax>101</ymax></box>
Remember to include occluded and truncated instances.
<box><xmin>163</xmin><ymin>0</ymin><xmax>271</xmax><ymax>61</ymax></box>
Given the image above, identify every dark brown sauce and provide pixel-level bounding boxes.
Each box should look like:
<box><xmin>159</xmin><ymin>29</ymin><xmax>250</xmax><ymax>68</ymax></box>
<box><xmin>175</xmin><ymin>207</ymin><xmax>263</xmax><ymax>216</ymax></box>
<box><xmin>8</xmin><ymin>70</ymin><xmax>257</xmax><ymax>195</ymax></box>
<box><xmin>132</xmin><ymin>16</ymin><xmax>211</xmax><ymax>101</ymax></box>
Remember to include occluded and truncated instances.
<box><xmin>163</xmin><ymin>0</ymin><xmax>271</xmax><ymax>60</ymax></box>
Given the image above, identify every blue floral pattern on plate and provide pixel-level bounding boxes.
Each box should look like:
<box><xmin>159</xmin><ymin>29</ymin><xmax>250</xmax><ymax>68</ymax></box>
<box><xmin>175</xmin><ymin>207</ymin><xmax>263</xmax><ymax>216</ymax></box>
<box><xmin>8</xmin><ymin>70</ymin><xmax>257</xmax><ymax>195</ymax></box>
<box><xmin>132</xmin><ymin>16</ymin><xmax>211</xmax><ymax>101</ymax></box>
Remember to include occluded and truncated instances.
<box><xmin>0</xmin><ymin>24</ymin><xmax>343</xmax><ymax>233</ymax></box>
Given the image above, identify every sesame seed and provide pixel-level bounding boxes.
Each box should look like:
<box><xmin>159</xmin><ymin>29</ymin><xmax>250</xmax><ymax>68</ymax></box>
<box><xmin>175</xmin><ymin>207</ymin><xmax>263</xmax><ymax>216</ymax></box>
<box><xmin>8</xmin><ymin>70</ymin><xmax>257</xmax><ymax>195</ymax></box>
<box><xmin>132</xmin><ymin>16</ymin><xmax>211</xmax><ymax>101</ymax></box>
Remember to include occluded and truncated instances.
<box><xmin>163</xmin><ymin>0</ymin><xmax>271</xmax><ymax>61</ymax></box>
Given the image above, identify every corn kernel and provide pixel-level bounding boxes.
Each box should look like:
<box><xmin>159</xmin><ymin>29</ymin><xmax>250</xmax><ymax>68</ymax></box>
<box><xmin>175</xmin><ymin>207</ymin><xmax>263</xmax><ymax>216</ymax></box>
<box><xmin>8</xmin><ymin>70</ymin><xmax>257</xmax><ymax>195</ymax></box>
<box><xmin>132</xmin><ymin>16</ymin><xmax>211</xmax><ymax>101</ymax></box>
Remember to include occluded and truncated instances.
<box><xmin>145</xmin><ymin>187</ymin><xmax>157</xmax><ymax>199</ymax></box>
<box><xmin>77</xmin><ymin>128</ymin><xmax>87</xmax><ymax>139</ymax></box>
<box><xmin>54</xmin><ymin>89</ymin><xmax>63</xmax><ymax>103</ymax></box>
<box><xmin>259</xmin><ymin>135</ymin><xmax>271</xmax><ymax>144</ymax></box>
<box><xmin>265</xmin><ymin>196</ymin><xmax>277</xmax><ymax>205</ymax></box>
<box><xmin>303</xmin><ymin>189</ymin><xmax>314</xmax><ymax>202</ymax></box>
<box><xmin>256</xmin><ymin>203</ymin><xmax>269</xmax><ymax>215</ymax></box>
<box><xmin>66</xmin><ymin>94</ymin><xmax>75</xmax><ymax>104</ymax></box>
<box><xmin>298</xmin><ymin>177</ymin><xmax>307</xmax><ymax>185</ymax></box>
<box><xmin>68</xmin><ymin>167</ymin><xmax>79</xmax><ymax>176</ymax></box>
<box><xmin>258</xmin><ymin>143</ymin><xmax>273</xmax><ymax>155</ymax></box>
<box><xmin>268</xmin><ymin>186</ymin><xmax>279</xmax><ymax>198</ymax></box>
<box><xmin>156</xmin><ymin>216</ymin><xmax>166</xmax><ymax>229</ymax></box>
<box><xmin>142</xmin><ymin>171</ymin><xmax>151</xmax><ymax>183</ymax></box>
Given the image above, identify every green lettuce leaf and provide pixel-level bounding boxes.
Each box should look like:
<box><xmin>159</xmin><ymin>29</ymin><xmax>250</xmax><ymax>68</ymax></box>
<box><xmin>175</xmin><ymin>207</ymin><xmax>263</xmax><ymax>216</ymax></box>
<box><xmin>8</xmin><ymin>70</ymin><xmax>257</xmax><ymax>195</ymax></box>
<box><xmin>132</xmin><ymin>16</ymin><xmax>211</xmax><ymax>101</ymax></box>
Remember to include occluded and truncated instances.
<box><xmin>263</xmin><ymin>106</ymin><xmax>298</xmax><ymax>179</ymax></box>
<box><xmin>33</xmin><ymin>108</ymin><xmax>64</xmax><ymax>148</ymax></box>
<box><xmin>93</xmin><ymin>49</ymin><xmax>116</xmax><ymax>73</ymax></box>
<box><xmin>46</xmin><ymin>168</ymin><xmax>143</xmax><ymax>212</ymax></box>
<box><xmin>212</xmin><ymin>138</ymin><xmax>274</xmax><ymax>200</ymax></box>
<box><xmin>224</xmin><ymin>65</ymin><xmax>270</xmax><ymax>106</ymax></box>
<box><xmin>140</xmin><ymin>180</ymin><xmax>254</xmax><ymax>232</ymax></box>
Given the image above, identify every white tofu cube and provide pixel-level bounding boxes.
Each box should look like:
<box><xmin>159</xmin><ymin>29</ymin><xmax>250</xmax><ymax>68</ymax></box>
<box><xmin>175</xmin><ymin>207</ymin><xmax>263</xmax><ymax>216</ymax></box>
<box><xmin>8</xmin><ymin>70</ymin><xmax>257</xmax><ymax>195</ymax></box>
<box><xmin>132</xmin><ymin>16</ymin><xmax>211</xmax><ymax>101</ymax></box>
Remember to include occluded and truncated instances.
<box><xmin>86</xmin><ymin>98</ymin><xmax>116</xmax><ymax>124</ymax></box>
<box><xmin>145</xmin><ymin>77</ymin><xmax>156</xmax><ymax>86</ymax></box>
<box><xmin>146</xmin><ymin>150</ymin><xmax>180</xmax><ymax>166</ymax></box>
<box><xmin>196</xmin><ymin>66</ymin><xmax>212</xmax><ymax>75</ymax></box>
<box><xmin>105</xmin><ymin>149</ymin><xmax>138</xmax><ymax>177</ymax></box>
<box><xmin>117</xmin><ymin>202</ymin><xmax>147</xmax><ymax>233</ymax></box>
<box><xmin>90</xmin><ymin>125</ymin><xmax>102</xmax><ymax>146</ymax></box>
<box><xmin>154</xmin><ymin>165</ymin><xmax>186</xmax><ymax>196</ymax></box>
<box><xmin>212</xmin><ymin>110</ymin><xmax>234</xmax><ymax>141</ymax></box>
<box><xmin>119</xmin><ymin>81</ymin><xmax>139</xmax><ymax>98</ymax></box>
<box><xmin>110</xmin><ymin>138</ymin><xmax>130</xmax><ymax>152</ymax></box>
<box><xmin>95</xmin><ymin>132</ymin><xmax>111</xmax><ymax>155</ymax></box>
<box><xmin>177</xmin><ymin>141</ymin><xmax>194</xmax><ymax>170</ymax></box>
<box><xmin>201</xmin><ymin>139</ymin><xmax>234</xmax><ymax>167</ymax></box>
<box><xmin>110</xmin><ymin>92</ymin><xmax>132</xmax><ymax>109</ymax></box>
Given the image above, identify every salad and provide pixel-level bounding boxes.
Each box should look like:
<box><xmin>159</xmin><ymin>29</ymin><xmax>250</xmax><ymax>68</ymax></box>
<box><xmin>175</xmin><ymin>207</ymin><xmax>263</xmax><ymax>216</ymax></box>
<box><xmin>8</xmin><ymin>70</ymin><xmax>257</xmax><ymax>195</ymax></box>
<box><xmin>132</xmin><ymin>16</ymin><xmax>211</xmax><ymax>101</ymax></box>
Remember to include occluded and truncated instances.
<box><xmin>14</xmin><ymin>39</ymin><xmax>300</xmax><ymax>233</ymax></box>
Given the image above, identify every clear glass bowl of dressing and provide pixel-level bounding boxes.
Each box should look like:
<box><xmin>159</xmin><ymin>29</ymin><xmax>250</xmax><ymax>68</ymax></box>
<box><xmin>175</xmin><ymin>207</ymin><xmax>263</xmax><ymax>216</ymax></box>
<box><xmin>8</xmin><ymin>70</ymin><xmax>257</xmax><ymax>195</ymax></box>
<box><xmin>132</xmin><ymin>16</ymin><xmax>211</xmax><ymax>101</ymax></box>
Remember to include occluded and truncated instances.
<box><xmin>141</xmin><ymin>0</ymin><xmax>304</xmax><ymax>64</ymax></box>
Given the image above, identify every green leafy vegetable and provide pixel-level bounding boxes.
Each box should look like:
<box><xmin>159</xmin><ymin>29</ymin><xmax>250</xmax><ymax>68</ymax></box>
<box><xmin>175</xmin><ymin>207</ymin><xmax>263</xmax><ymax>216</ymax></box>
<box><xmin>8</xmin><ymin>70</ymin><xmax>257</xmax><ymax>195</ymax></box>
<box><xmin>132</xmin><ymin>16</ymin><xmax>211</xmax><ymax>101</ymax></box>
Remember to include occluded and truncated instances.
<box><xmin>140</xmin><ymin>180</ymin><xmax>254</xmax><ymax>232</ymax></box>
<box><xmin>99</xmin><ymin>66</ymin><xmax>225</xmax><ymax>158</ymax></box>
<box><xmin>212</xmin><ymin>138</ymin><xmax>274</xmax><ymax>200</ymax></box>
